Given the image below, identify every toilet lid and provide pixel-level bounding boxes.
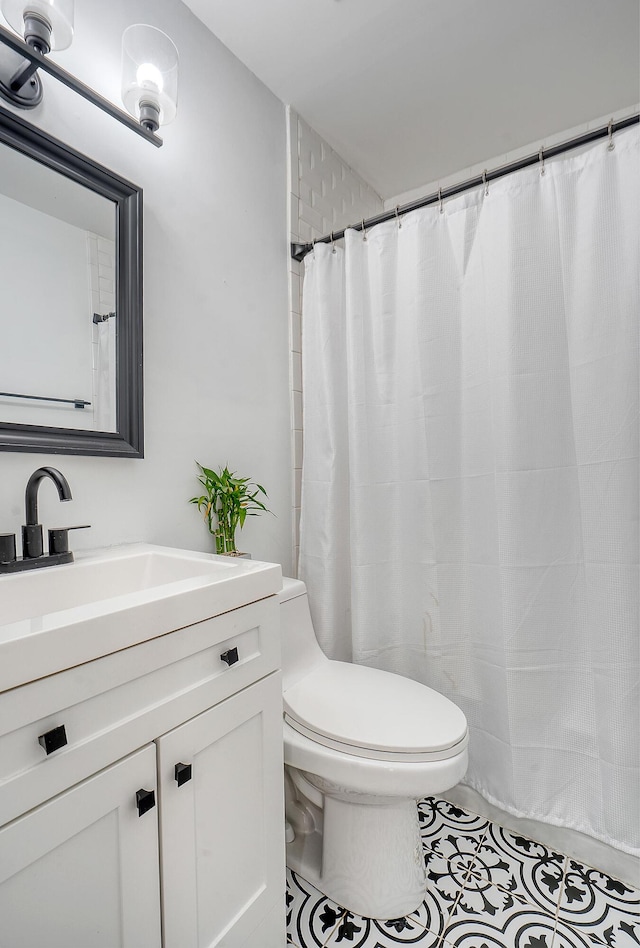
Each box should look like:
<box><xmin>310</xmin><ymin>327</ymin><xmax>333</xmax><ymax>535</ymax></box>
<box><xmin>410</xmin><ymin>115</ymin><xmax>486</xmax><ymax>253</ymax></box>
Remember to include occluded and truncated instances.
<box><xmin>283</xmin><ymin>660</ymin><xmax>468</xmax><ymax>757</ymax></box>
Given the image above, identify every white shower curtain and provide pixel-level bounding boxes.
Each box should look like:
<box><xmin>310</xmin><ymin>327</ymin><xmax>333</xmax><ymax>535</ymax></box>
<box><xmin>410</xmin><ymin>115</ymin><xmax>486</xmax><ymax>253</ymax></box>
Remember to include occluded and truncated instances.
<box><xmin>299</xmin><ymin>126</ymin><xmax>639</xmax><ymax>856</ymax></box>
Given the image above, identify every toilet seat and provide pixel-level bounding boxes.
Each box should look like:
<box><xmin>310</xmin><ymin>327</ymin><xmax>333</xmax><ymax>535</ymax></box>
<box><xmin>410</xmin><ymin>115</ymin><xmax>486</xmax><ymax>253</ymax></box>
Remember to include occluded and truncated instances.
<box><xmin>284</xmin><ymin>660</ymin><xmax>468</xmax><ymax>763</ymax></box>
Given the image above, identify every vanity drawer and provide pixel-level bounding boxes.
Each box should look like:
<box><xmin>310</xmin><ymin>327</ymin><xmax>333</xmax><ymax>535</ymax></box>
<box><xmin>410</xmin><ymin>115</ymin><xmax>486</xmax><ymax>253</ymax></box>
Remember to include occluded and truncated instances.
<box><xmin>0</xmin><ymin>597</ymin><xmax>280</xmax><ymax>826</ymax></box>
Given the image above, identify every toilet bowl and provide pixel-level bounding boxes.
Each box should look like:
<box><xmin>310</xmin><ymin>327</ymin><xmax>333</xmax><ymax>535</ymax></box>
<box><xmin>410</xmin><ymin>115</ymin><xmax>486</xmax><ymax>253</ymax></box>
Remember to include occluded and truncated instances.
<box><xmin>279</xmin><ymin>578</ymin><xmax>468</xmax><ymax>920</ymax></box>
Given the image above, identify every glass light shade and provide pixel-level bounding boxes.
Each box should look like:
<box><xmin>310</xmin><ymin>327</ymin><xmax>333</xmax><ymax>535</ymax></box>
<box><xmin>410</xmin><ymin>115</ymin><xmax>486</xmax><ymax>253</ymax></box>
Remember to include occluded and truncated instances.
<box><xmin>121</xmin><ymin>24</ymin><xmax>178</xmax><ymax>128</ymax></box>
<box><xmin>1</xmin><ymin>0</ymin><xmax>74</xmax><ymax>49</ymax></box>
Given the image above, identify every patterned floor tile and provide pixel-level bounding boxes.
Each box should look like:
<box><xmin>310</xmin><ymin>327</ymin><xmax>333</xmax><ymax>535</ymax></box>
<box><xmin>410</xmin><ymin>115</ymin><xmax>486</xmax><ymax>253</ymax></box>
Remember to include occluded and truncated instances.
<box><xmin>419</xmin><ymin>797</ymin><xmax>490</xmax><ymax>856</ymax></box>
<box><xmin>288</xmin><ymin>863</ymin><xmax>455</xmax><ymax>946</ymax></box>
<box><xmin>469</xmin><ymin>821</ymin><xmax>567</xmax><ymax>915</ymax></box>
<box><xmin>442</xmin><ymin>901</ymin><xmax>564</xmax><ymax>947</ymax></box>
<box><xmin>287</xmin><ymin>869</ymin><xmax>345</xmax><ymax>947</ymax></box>
<box><xmin>453</xmin><ymin>866</ymin><xmax>531</xmax><ymax>918</ymax></box>
<box><xmin>554</xmin><ymin>860</ymin><xmax>640</xmax><ymax>947</ymax></box>
<box><xmin>425</xmin><ymin>827</ymin><xmax>488</xmax><ymax>891</ymax></box>
<box><xmin>323</xmin><ymin>909</ymin><xmax>441</xmax><ymax>947</ymax></box>
<box><xmin>287</xmin><ymin>803</ymin><xmax>639</xmax><ymax>948</ymax></box>
<box><xmin>421</xmin><ymin>870</ymin><xmax>463</xmax><ymax>939</ymax></box>
<box><xmin>553</xmin><ymin>918</ymin><xmax>599</xmax><ymax>948</ymax></box>
<box><xmin>296</xmin><ymin>874</ymin><xmax>453</xmax><ymax>946</ymax></box>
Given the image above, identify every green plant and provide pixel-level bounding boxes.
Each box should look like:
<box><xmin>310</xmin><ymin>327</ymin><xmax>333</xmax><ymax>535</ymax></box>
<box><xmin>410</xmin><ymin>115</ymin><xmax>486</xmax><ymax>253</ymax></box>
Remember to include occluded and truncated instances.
<box><xmin>189</xmin><ymin>463</ymin><xmax>270</xmax><ymax>555</ymax></box>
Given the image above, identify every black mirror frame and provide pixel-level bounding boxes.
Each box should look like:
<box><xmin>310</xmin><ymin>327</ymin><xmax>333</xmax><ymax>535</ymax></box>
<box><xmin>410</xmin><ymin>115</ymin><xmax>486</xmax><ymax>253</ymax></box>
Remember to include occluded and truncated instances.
<box><xmin>0</xmin><ymin>103</ymin><xmax>143</xmax><ymax>458</ymax></box>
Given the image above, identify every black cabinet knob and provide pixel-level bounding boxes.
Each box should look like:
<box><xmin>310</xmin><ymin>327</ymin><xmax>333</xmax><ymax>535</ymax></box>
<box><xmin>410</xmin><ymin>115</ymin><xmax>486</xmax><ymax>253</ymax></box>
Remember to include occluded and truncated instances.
<box><xmin>175</xmin><ymin>762</ymin><xmax>192</xmax><ymax>786</ymax></box>
<box><xmin>220</xmin><ymin>647</ymin><xmax>239</xmax><ymax>666</ymax></box>
<box><xmin>38</xmin><ymin>724</ymin><xmax>68</xmax><ymax>755</ymax></box>
<box><xmin>136</xmin><ymin>788</ymin><xmax>156</xmax><ymax>817</ymax></box>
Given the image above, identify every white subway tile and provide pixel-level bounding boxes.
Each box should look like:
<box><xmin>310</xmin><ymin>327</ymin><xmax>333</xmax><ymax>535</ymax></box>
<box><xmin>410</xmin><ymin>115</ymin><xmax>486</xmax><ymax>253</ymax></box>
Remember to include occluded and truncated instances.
<box><xmin>289</xmin><ymin>193</ymin><xmax>299</xmax><ymax>240</ymax></box>
<box><xmin>289</xmin><ymin>273</ymin><xmax>301</xmax><ymax>317</ymax></box>
<box><xmin>290</xmin><ymin>311</ymin><xmax>302</xmax><ymax>354</ymax></box>
<box><xmin>299</xmin><ymin>181</ymin><xmax>313</xmax><ymax>208</ymax></box>
<box><xmin>294</xmin><ymin>468</ymin><xmax>302</xmax><ymax>508</ymax></box>
<box><xmin>291</xmin><ymin>351</ymin><xmax>302</xmax><ymax>392</ymax></box>
<box><xmin>292</xmin><ymin>390</ymin><xmax>303</xmax><ymax>429</ymax></box>
<box><xmin>298</xmin><ymin>219</ymin><xmax>313</xmax><ymax>242</ymax></box>
<box><xmin>300</xmin><ymin>203</ymin><xmax>324</xmax><ymax>234</ymax></box>
<box><xmin>97</xmin><ymin>237</ymin><xmax>115</xmax><ymax>255</ymax></box>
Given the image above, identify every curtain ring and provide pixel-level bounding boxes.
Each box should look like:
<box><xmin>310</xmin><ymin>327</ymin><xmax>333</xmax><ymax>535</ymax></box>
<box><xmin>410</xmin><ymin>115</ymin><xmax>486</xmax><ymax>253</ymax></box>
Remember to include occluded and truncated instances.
<box><xmin>539</xmin><ymin>147</ymin><xmax>545</xmax><ymax>176</ymax></box>
<box><xmin>395</xmin><ymin>206</ymin><xmax>402</xmax><ymax>229</ymax></box>
<box><xmin>482</xmin><ymin>170</ymin><xmax>489</xmax><ymax>196</ymax></box>
<box><xmin>331</xmin><ymin>231</ymin><xmax>336</xmax><ymax>254</ymax></box>
<box><xmin>361</xmin><ymin>219</ymin><xmax>367</xmax><ymax>241</ymax></box>
<box><xmin>607</xmin><ymin>118</ymin><xmax>615</xmax><ymax>151</ymax></box>
<box><xmin>438</xmin><ymin>188</ymin><xmax>444</xmax><ymax>215</ymax></box>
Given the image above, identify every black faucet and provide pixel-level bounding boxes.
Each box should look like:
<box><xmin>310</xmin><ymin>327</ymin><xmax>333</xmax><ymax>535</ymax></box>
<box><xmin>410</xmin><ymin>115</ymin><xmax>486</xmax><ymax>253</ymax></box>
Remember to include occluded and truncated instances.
<box><xmin>0</xmin><ymin>467</ymin><xmax>90</xmax><ymax>574</ymax></box>
<box><xmin>23</xmin><ymin>466</ymin><xmax>73</xmax><ymax>558</ymax></box>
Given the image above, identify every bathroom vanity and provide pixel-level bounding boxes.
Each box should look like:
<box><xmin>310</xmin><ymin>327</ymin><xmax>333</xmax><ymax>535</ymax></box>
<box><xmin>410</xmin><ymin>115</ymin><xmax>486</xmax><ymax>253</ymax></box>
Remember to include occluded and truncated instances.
<box><xmin>0</xmin><ymin>544</ymin><xmax>286</xmax><ymax>947</ymax></box>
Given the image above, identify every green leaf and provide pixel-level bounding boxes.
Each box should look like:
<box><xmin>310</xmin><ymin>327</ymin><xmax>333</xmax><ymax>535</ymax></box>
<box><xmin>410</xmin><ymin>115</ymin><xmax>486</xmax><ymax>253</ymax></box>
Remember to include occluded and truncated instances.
<box><xmin>190</xmin><ymin>461</ymin><xmax>271</xmax><ymax>546</ymax></box>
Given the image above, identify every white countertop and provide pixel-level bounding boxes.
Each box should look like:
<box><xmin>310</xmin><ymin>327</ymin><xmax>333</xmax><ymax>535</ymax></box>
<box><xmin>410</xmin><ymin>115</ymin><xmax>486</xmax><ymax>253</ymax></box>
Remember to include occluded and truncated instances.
<box><xmin>0</xmin><ymin>543</ymin><xmax>282</xmax><ymax>692</ymax></box>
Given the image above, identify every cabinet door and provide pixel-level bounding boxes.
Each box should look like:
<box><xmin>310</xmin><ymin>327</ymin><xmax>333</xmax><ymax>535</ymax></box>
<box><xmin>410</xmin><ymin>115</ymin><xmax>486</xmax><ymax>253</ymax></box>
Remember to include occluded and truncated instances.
<box><xmin>158</xmin><ymin>672</ymin><xmax>285</xmax><ymax>948</ymax></box>
<box><xmin>0</xmin><ymin>744</ymin><xmax>161</xmax><ymax>948</ymax></box>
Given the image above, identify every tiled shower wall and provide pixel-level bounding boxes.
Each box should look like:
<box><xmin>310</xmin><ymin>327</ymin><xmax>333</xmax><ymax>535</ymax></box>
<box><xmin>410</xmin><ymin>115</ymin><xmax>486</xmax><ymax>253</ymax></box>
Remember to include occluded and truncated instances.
<box><xmin>88</xmin><ymin>233</ymin><xmax>116</xmax><ymax>429</ymax></box>
<box><xmin>287</xmin><ymin>108</ymin><xmax>384</xmax><ymax>571</ymax></box>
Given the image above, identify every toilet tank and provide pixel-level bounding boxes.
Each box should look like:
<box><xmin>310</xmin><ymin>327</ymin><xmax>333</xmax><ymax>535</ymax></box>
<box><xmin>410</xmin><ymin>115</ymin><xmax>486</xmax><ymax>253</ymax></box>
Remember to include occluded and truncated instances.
<box><xmin>277</xmin><ymin>578</ymin><xmax>328</xmax><ymax>691</ymax></box>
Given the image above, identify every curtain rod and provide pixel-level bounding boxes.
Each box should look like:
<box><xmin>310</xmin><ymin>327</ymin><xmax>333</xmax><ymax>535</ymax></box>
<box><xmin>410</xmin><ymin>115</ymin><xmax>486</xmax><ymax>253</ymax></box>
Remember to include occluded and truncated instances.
<box><xmin>291</xmin><ymin>114</ymin><xmax>639</xmax><ymax>262</ymax></box>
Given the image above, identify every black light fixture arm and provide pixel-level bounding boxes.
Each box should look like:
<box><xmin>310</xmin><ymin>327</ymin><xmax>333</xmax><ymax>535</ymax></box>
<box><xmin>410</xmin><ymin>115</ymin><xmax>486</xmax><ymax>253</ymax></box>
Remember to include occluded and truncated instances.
<box><xmin>291</xmin><ymin>113</ymin><xmax>639</xmax><ymax>262</ymax></box>
<box><xmin>10</xmin><ymin>53</ymin><xmax>40</xmax><ymax>92</ymax></box>
<box><xmin>7</xmin><ymin>11</ymin><xmax>51</xmax><ymax>93</ymax></box>
<box><xmin>0</xmin><ymin>22</ymin><xmax>162</xmax><ymax>146</ymax></box>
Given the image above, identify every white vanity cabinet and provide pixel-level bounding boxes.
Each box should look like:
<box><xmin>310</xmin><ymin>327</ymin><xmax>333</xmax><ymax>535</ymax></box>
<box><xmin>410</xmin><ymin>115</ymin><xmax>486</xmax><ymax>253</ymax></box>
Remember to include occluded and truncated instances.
<box><xmin>158</xmin><ymin>674</ymin><xmax>285</xmax><ymax>948</ymax></box>
<box><xmin>0</xmin><ymin>744</ymin><xmax>162</xmax><ymax>948</ymax></box>
<box><xmin>0</xmin><ymin>594</ymin><xmax>286</xmax><ymax>948</ymax></box>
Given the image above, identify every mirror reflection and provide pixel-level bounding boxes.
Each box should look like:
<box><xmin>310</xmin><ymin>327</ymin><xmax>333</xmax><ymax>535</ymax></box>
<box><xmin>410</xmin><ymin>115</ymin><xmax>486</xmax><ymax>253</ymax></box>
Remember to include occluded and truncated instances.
<box><xmin>0</xmin><ymin>143</ymin><xmax>117</xmax><ymax>432</ymax></box>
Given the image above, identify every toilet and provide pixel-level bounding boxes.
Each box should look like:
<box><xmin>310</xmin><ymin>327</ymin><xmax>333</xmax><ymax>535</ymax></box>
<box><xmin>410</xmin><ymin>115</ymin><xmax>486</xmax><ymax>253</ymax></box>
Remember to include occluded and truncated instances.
<box><xmin>279</xmin><ymin>578</ymin><xmax>468</xmax><ymax>920</ymax></box>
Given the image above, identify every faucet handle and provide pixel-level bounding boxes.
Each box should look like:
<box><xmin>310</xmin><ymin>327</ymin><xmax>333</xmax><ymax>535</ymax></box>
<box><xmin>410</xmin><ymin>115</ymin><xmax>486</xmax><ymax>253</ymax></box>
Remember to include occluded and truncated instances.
<box><xmin>0</xmin><ymin>533</ymin><xmax>16</xmax><ymax>565</ymax></box>
<box><xmin>48</xmin><ymin>525</ymin><xmax>91</xmax><ymax>556</ymax></box>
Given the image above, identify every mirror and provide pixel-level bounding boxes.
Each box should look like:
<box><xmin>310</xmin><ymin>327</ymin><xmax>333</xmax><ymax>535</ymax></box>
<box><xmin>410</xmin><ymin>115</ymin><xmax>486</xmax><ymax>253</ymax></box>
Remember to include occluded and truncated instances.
<box><xmin>0</xmin><ymin>104</ymin><xmax>143</xmax><ymax>457</ymax></box>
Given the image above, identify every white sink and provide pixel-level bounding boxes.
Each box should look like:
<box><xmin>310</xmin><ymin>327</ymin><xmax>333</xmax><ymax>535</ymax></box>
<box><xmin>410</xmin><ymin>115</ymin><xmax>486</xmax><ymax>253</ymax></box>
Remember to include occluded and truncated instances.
<box><xmin>0</xmin><ymin>544</ymin><xmax>282</xmax><ymax>692</ymax></box>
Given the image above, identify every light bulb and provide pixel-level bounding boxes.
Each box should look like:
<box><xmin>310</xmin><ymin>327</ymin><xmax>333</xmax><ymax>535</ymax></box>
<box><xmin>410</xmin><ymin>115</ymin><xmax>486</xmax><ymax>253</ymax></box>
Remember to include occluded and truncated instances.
<box><xmin>135</xmin><ymin>62</ymin><xmax>164</xmax><ymax>94</ymax></box>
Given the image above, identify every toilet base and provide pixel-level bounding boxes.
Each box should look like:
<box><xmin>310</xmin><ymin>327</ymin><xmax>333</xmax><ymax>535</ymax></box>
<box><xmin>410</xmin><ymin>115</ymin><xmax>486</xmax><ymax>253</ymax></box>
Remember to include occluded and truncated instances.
<box><xmin>286</xmin><ymin>773</ymin><xmax>427</xmax><ymax>920</ymax></box>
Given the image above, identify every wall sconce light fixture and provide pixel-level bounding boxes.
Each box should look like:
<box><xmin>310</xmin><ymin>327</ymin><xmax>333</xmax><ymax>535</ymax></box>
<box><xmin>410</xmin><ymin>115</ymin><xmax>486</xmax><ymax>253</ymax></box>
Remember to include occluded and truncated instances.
<box><xmin>0</xmin><ymin>4</ymin><xmax>178</xmax><ymax>146</ymax></box>
<box><xmin>121</xmin><ymin>25</ymin><xmax>178</xmax><ymax>133</ymax></box>
<box><xmin>0</xmin><ymin>0</ymin><xmax>74</xmax><ymax>107</ymax></box>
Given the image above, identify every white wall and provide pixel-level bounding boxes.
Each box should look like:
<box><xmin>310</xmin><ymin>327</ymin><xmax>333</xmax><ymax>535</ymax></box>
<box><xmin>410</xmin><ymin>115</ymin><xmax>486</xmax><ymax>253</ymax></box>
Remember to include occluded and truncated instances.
<box><xmin>0</xmin><ymin>0</ymin><xmax>292</xmax><ymax>571</ymax></box>
<box><xmin>385</xmin><ymin>105</ymin><xmax>640</xmax><ymax>209</ymax></box>
<box><xmin>287</xmin><ymin>109</ymin><xmax>383</xmax><ymax>570</ymax></box>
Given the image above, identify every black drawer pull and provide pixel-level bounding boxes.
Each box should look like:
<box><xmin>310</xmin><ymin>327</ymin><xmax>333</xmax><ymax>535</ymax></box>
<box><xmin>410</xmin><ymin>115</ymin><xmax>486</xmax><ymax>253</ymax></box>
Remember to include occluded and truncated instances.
<box><xmin>175</xmin><ymin>762</ymin><xmax>192</xmax><ymax>786</ymax></box>
<box><xmin>220</xmin><ymin>646</ymin><xmax>239</xmax><ymax>666</ymax></box>
<box><xmin>136</xmin><ymin>788</ymin><xmax>156</xmax><ymax>817</ymax></box>
<box><xmin>38</xmin><ymin>725</ymin><xmax>68</xmax><ymax>755</ymax></box>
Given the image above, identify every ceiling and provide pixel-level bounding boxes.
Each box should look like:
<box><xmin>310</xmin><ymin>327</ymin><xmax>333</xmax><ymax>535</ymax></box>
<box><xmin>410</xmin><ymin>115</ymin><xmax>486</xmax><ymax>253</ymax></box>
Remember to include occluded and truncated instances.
<box><xmin>183</xmin><ymin>0</ymin><xmax>639</xmax><ymax>200</ymax></box>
